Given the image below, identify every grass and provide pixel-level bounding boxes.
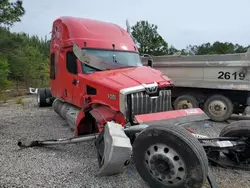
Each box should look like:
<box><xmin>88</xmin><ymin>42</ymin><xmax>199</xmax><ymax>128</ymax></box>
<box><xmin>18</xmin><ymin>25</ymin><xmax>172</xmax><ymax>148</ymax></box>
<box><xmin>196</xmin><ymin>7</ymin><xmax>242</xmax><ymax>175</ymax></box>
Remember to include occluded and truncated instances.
<box><xmin>0</xmin><ymin>93</ymin><xmax>12</xmax><ymax>103</ymax></box>
<box><xmin>15</xmin><ymin>97</ymin><xmax>24</xmax><ymax>105</ymax></box>
<box><xmin>0</xmin><ymin>89</ymin><xmax>28</xmax><ymax>105</ymax></box>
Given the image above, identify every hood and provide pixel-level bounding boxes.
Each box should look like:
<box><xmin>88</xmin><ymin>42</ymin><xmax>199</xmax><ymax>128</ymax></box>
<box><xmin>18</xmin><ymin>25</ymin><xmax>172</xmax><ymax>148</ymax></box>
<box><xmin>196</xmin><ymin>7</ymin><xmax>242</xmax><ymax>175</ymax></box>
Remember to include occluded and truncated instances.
<box><xmin>84</xmin><ymin>66</ymin><xmax>172</xmax><ymax>90</ymax></box>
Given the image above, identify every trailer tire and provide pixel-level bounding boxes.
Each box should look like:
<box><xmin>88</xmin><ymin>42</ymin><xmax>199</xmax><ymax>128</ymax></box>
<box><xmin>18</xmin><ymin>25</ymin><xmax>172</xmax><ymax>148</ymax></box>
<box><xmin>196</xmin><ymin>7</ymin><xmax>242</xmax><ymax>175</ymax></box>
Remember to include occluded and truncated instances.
<box><xmin>204</xmin><ymin>95</ymin><xmax>233</xmax><ymax>122</ymax></box>
<box><xmin>173</xmin><ymin>95</ymin><xmax>199</xmax><ymax>110</ymax></box>
<box><xmin>133</xmin><ymin>124</ymin><xmax>208</xmax><ymax>188</ymax></box>
<box><xmin>219</xmin><ymin>120</ymin><xmax>250</xmax><ymax>162</ymax></box>
<box><xmin>37</xmin><ymin>88</ymin><xmax>47</xmax><ymax>107</ymax></box>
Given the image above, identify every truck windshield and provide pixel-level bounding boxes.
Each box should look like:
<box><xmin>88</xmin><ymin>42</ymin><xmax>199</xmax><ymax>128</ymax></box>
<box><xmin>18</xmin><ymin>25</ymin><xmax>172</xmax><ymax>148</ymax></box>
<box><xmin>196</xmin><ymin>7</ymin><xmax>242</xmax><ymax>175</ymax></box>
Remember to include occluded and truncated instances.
<box><xmin>81</xmin><ymin>49</ymin><xmax>143</xmax><ymax>74</ymax></box>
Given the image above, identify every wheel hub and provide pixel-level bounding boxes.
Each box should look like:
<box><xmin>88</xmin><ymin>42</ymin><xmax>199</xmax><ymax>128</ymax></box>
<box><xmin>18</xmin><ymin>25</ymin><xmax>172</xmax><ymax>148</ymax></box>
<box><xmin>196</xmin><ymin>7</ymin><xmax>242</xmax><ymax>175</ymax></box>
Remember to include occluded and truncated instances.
<box><xmin>208</xmin><ymin>100</ymin><xmax>227</xmax><ymax>117</ymax></box>
<box><xmin>178</xmin><ymin>100</ymin><xmax>193</xmax><ymax>109</ymax></box>
<box><xmin>145</xmin><ymin>144</ymin><xmax>186</xmax><ymax>186</ymax></box>
<box><xmin>152</xmin><ymin>155</ymin><xmax>171</xmax><ymax>174</ymax></box>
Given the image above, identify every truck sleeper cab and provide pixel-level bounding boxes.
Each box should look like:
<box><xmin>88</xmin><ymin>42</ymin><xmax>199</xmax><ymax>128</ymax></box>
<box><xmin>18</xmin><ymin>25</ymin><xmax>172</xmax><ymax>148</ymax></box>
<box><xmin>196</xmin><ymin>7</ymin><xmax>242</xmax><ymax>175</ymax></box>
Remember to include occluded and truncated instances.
<box><xmin>39</xmin><ymin>16</ymin><xmax>173</xmax><ymax>136</ymax></box>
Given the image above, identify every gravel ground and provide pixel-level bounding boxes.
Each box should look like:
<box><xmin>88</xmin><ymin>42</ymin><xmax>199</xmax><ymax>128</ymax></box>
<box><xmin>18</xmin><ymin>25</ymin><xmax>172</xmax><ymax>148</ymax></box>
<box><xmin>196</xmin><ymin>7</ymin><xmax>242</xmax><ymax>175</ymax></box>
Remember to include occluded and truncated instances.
<box><xmin>0</xmin><ymin>95</ymin><xmax>250</xmax><ymax>188</ymax></box>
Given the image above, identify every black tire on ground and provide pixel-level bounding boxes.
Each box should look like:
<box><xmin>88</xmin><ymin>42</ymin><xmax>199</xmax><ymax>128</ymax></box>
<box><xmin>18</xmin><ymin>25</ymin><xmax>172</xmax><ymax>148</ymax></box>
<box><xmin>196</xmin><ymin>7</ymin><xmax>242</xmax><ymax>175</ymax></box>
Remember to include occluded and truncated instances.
<box><xmin>173</xmin><ymin>94</ymin><xmax>199</xmax><ymax>110</ymax></box>
<box><xmin>203</xmin><ymin>94</ymin><xmax>233</xmax><ymax>122</ymax></box>
<box><xmin>132</xmin><ymin>124</ymin><xmax>208</xmax><ymax>188</ymax></box>
<box><xmin>44</xmin><ymin>88</ymin><xmax>53</xmax><ymax>106</ymax></box>
<box><xmin>37</xmin><ymin>88</ymin><xmax>47</xmax><ymax>107</ymax></box>
<box><xmin>45</xmin><ymin>88</ymin><xmax>52</xmax><ymax>98</ymax></box>
<box><xmin>219</xmin><ymin>120</ymin><xmax>250</xmax><ymax>162</ymax></box>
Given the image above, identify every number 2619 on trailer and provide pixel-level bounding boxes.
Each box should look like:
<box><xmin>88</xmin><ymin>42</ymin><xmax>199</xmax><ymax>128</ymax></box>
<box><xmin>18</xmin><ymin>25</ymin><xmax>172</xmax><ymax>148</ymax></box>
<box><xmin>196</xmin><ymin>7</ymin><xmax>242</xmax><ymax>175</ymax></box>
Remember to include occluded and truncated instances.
<box><xmin>217</xmin><ymin>71</ymin><xmax>246</xmax><ymax>80</ymax></box>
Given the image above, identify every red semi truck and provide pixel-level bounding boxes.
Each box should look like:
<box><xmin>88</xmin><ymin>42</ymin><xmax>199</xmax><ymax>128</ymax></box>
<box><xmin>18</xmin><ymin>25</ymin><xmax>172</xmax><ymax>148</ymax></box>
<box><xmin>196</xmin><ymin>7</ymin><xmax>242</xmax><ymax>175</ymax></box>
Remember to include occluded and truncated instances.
<box><xmin>35</xmin><ymin>16</ymin><xmax>212</xmax><ymax>188</ymax></box>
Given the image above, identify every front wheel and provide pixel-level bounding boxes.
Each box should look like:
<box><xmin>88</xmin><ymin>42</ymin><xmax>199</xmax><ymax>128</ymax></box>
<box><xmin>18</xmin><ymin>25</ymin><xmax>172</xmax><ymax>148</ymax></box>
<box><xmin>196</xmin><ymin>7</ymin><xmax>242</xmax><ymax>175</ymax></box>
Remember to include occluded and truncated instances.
<box><xmin>132</xmin><ymin>124</ymin><xmax>208</xmax><ymax>188</ymax></box>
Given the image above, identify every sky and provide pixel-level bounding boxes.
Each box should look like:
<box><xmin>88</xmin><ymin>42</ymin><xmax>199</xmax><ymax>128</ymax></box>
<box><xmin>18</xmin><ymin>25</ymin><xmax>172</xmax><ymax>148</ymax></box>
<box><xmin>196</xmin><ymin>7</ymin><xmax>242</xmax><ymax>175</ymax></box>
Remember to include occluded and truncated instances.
<box><xmin>10</xmin><ymin>0</ymin><xmax>250</xmax><ymax>49</ymax></box>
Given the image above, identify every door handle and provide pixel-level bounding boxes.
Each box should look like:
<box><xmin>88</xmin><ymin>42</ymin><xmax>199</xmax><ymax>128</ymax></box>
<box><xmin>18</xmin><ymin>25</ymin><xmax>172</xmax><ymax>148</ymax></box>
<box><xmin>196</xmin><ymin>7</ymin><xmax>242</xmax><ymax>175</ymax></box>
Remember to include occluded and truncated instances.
<box><xmin>72</xmin><ymin>79</ymin><xmax>77</xmax><ymax>85</ymax></box>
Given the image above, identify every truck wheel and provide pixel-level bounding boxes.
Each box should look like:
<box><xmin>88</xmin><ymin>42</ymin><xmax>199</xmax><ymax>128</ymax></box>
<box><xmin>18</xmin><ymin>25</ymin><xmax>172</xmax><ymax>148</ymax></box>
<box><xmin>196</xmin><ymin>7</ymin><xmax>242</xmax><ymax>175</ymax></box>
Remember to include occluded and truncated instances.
<box><xmin>133</xmin><ymin>124</ymin><xmax>208</xmax><ymax>188</ymax></box>
<box><xmin>204</xmin><ymin>95</ymin><xmax>233</xmax><ymax>122</ymax></box>
<box><xmin>219</xmin><ymin>120</ymin><xmax>250</xmax><ymax>162</ymax></box>
<box><xmin>173</xmin><ymin>95</ymin><xmax>199</xmax><ymax>110</ymax></box>
<box><xmin>45</xmin><ymin>88</ymin><xmax>53</xmax><ymax>106</ymax></box>
<box><xmin>37</xmin><ymin>88</ymin><xmax>47</xmax><ymax>107</ymax></box>
<box><xmin>45</xmin><ymin>88</ymin><xmax>52</xmax><ymax>98</ymax></box>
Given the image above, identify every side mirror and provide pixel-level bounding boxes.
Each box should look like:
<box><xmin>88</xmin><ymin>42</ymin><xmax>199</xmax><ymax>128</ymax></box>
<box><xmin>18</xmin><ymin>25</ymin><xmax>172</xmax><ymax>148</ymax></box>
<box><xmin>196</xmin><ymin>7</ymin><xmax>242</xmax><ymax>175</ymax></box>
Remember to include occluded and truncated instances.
<box><xmin>148</xmin><ymin>59</ymin><xmax>153</xmax><ymax>67</ymax></box>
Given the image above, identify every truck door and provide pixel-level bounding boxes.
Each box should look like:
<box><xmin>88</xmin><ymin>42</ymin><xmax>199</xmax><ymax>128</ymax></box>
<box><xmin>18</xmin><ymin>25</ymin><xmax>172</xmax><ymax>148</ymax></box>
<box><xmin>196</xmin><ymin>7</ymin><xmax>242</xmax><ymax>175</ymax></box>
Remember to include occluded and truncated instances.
<box><xmin>65</xmin><ymin>51</ymin><xmax>79</xmax><ymax>104</ymax></box>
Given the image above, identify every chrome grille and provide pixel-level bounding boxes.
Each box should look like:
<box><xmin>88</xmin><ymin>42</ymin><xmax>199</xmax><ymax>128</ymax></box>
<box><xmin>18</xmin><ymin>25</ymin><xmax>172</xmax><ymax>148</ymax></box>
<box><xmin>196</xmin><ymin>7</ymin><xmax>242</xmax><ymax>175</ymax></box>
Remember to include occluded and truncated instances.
<box><xmin>129</xmin><ymin>90</ymin><xmax>172</xmax><ymax>116</ymax></box>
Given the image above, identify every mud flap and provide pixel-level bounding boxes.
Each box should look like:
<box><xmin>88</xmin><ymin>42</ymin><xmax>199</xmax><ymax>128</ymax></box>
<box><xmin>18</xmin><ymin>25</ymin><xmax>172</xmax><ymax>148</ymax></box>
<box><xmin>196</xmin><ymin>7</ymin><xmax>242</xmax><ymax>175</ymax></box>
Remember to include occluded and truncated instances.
<box><xmin>94</xmin><ymin>122</ymin><xmax>132</xmax><ymax>176</ymax></box>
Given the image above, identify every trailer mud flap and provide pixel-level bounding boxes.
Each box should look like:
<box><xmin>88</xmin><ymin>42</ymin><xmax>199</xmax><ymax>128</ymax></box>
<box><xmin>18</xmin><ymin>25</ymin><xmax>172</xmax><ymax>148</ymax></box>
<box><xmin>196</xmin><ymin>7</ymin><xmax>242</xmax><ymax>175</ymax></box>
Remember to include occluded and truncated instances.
<box><xmin>94</xmin><ymin>122</ymin><xmax>132</xmax><ymax>176</ymax></box>
<box><xmin>134</xmin><ymin>108</ymin><xmax>209</xmax><ymax>125</ymax></box>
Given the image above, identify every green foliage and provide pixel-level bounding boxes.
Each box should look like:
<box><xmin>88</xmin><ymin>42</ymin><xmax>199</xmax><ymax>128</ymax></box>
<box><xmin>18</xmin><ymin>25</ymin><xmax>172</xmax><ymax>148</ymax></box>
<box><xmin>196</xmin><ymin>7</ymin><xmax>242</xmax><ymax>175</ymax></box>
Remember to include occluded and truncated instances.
<box><xmin>0</xmin><ymin>57</ymin><xmax>11</xmax><ymax>90</ymax></box>
<box><xmin>185</xmin><ymin>42</ymin><xmax>250</xmax><ymax>55</ymax></box>
<box><xmin>0</xmin><ymin>27</ymin><xmax>50</xmax><ymax>91</ymax></box>
<box><xmin>131</xmin><ymin>21</ymin><xmax>250</xmax><ymax>56</ymax></box>
<box><xmin>0</xmin><ymin>0</ymin><xmax>25</xmax><ymax>28</ymax></box>
<box><xmin>15</xmin><ymin>97</ymin><xmax>24</xmax><ymax>105</ymax></box>
<box><xmin>131</xmin><ymin>21</ymin><xmax>168</xmax><ymax>56</ymax></box>
<box><xmin>0</xmin><ymin>1</ymin><xmax>50</xmax><ymax>93</ymax></box>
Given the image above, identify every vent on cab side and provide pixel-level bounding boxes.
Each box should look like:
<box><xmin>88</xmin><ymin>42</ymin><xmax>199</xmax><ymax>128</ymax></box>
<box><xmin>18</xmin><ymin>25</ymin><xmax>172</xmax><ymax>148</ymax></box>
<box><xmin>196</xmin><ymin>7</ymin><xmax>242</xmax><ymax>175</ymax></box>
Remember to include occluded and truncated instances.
<box><xmin>86</xmin><ymin>85</ymin><xmax>97</xmax><ymax>95</ymax></box>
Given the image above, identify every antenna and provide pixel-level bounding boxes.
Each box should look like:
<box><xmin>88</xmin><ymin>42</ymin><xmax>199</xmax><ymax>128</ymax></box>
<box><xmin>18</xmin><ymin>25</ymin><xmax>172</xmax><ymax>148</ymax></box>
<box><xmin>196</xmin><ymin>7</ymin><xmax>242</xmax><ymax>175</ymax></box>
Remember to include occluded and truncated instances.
<box><xmin>126</xmin><ymin>19</ymin><xmax>131</xmax><ymax>34</ymax></box>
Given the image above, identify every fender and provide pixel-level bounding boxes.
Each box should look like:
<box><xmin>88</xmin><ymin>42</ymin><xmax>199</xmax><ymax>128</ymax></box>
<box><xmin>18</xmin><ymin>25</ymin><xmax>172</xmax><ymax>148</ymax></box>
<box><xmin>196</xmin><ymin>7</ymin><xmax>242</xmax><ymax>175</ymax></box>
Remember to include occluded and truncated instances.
<box><xmin>89</xmin><ymin>104</ymin><xmax>126</xmax><ymax>132</ymax></box>
<box><xmin>75</xmin><ymin>104</ymin><xmax>126</xmax><ymax>136</ymax></box>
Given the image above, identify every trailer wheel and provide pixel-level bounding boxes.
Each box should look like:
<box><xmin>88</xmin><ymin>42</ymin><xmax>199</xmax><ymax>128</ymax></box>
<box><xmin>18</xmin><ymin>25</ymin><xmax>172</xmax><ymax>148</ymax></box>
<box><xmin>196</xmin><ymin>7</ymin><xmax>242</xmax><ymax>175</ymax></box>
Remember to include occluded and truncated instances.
<box><xmin>204</xmin><ymin>95</ymin><xmax>233</xmax><ymax>122</ymax></box>
<box><xmin>173</xmin><ymin>95</ymin><xmax>199</xmax><ymax>110</ymax></box>
<box><xmin>133</xmin><ymin>124</ymin><xmax>208</xmax><ymax>188</ymax></box>
<box><xmin>219</xmin><ymin>120</ymin><xmax>250</xmax><ymax>162</ymax></box>
<box><xmin>37</xmin><ymin>88</ymin><xmax>47</xmax><ymax>107</ymax></box>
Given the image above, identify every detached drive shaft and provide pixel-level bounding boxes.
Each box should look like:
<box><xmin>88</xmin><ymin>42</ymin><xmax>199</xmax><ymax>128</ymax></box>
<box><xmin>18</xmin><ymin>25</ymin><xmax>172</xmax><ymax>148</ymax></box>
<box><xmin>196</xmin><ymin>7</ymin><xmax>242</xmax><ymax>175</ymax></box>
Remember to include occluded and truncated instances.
<box><xmin>17</xmin><ymin>133</ymin><xmax>99</xmax><ymax>148</ymax></box>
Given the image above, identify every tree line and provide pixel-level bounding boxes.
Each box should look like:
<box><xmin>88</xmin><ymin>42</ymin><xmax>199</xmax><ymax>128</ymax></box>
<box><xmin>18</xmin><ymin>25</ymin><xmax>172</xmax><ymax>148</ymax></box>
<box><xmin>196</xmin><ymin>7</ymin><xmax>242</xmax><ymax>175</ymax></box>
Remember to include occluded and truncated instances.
<box><xmin>131</xmin><ymin>20</ymin><xmax>250</xmax><ymax>56</ymax></box>
<box><xmin>0</xmin><ymin>0</ymin><xmax>249</xmax><ymax>94</ymax></box>
<box><xmin>0</xmin><ymin>0</ymin><xmax>50</xmax><ymax>93</ymax></box>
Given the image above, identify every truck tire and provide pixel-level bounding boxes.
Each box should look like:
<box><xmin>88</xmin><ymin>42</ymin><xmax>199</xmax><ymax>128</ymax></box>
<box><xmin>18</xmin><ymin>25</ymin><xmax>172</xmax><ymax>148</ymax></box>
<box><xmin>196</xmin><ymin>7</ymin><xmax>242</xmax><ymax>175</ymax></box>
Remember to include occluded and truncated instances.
<box><xmin>219</xmin><ymin>120</ymin><xmax>250</xmax><ymax>162</ymax></box>
<box><xmin>173</xmin><ymin>95</ymin><xmax>199</xmax><ymax>110</ymax></box>
<box><xmin>204</xmin><ymin>94</ymin><xmax>233</xmax><ymax>122</ymax></box>
<box><xmin>37</xmin><ymin>88</ymin><xmax>47</xmax><ymax>107</ymax></box>
<box><xmin>133</xmin><ymin>124</ymin><xmax>208</xmax><ymax>188</ymax></box>
<box><xmin>44</xmin><ymin>88</ymin><xmax>54</xmax><ymax>106</ymax></box>
<box><xmin>45</xmin><ymin>88</ymin><xmax>52</xmax><ymax>98</ymax></box>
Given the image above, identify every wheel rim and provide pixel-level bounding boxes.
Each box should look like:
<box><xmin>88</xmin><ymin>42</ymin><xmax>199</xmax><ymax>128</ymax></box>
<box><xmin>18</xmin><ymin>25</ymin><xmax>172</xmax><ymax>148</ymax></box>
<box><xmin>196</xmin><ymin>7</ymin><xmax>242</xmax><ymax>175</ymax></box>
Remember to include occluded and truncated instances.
<box><xmin>144</xmin><ymin>144</ymin><xmax>187</xmax><ymax>186</ymax></box>
<box><xmin>177</xmin><ymin>100</ymin><xmax>193</xmax><ymax>109</ymax></box>
<box><xmin>208</xmin><ymin>100</ymin><xmax>227</xmax><ymax>117</ymax></box>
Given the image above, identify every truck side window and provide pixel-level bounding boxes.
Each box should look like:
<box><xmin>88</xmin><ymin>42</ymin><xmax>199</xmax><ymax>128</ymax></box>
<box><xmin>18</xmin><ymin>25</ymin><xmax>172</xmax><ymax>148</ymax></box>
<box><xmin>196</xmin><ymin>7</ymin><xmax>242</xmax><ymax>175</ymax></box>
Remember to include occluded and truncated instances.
<box><xmin>50</xmin><ymin>53</ymin><xmax>55</xmax><ymax>80</ymax></box>
<box><xmin>66</xmin><ymin>51</ymin><xmax>78</xmax><ymax>74</ymax></box>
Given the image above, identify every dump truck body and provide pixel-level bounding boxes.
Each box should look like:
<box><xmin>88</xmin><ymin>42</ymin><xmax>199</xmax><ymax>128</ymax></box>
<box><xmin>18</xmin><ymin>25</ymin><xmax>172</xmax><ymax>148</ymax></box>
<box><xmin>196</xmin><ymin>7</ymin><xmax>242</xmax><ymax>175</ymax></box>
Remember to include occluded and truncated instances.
<box><xmin>142</xmin><ymin>52</ymin><xmax>250</xmax><ymax>90</ymax></box>
<box><xmin>142</xmin><ymin>51</ymin><xmax>250</xmax><ymax>121</ymax></box>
